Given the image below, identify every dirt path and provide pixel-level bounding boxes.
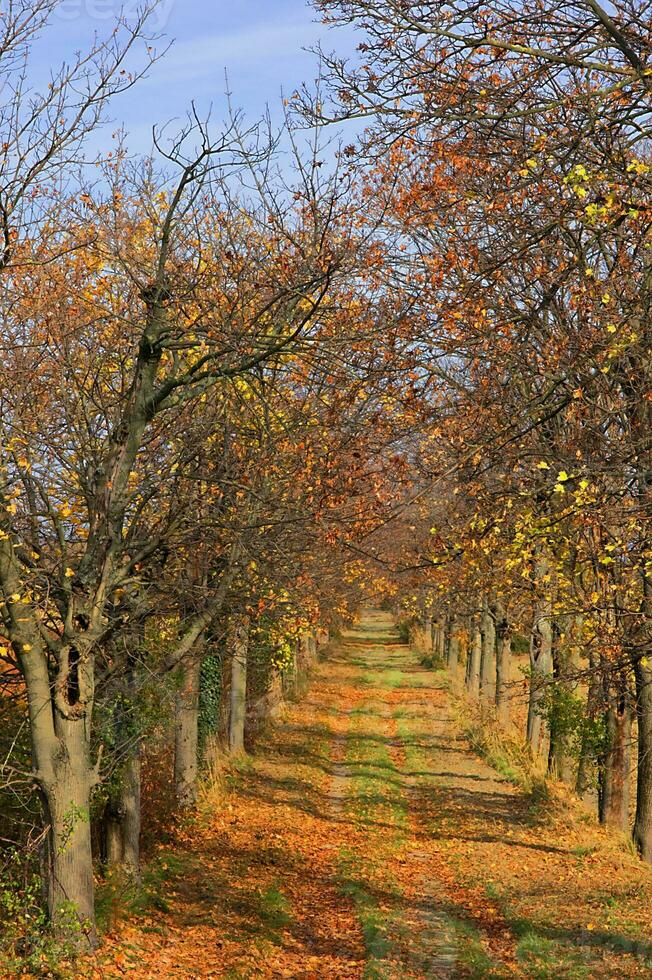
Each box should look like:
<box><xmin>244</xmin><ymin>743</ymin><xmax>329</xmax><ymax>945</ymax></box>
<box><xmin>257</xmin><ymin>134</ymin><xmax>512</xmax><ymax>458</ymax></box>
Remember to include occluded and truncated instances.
<box><xmin>91</xmin><ymin>611</ymin><xmax>652</xmax><ymax>979</ymax></box>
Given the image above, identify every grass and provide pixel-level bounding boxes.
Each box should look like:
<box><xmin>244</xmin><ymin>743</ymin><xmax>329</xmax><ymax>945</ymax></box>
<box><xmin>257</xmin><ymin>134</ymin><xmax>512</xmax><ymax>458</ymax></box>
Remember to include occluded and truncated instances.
<box><xmin>361</xmin><ymin>667</ymin><xmax>406</xmax><ymax>689</ymax></box>
<box><xmin>393</xmin><ymin>685</ymin><xmax>640</xmax><ymax>978</ymax></box>
<box><xmin>344</xmin><ymin>701</ymin><xmax>408</xmax><ymax>833</ymax></box>
<box><xmin>393</xmin><ymin>706</ymin><xmax>506</xmax><ymax>977</ymax></box>
<box><xmin>394</xmin><ymin>693</ymin><xmax>614</xmax><ymax>979</ymax></box>
<box><xmin>221</xmin><ymin>751</ymin><xmax>256</xmax><ymax>792</ymax></box>
<box><xmin>454</xmin><ymin>696</ymin><xmax>555</xmax><ymax>811</ymax></box>
<box><xmin>452</xmin><ymin>918</ymin><xmax>502</xmax><ymax>978</ymax></box>
<box><xmin>516</xmin><ymin>931</ymin><xmax>592</xmax><ymax>979</ymax></box>
<box><xmin>337</xmin><ymin>672</ymin><xmax>509</xmax><ymax>978</ymax></box>
<box><xmin>89</xmin><ymin>622</ymin><xmax>652</xmax><ymax>979</ymax></box>
<box><xmin>337</xmin><ymin>850</ymin><xmax>394</xmax><ymax>979</ymax></box>
<box><xmin>256</xmin><ymin>882</ymin><xmax>293</xmax><ymax>943</ymax></box>
<box><xmin>95</xmin><ymin>850</ymin><xmax>192</xmax><ymax>931</ymax></box>
<box><xmin>334</xmin><ymin>696</ymin><xmax>408</xmax><ymax>976</ymax></box>
<box><xmin>425</xmin><ymin>680</ymin><xmax>652</xmax><ymax>974</ymax></box>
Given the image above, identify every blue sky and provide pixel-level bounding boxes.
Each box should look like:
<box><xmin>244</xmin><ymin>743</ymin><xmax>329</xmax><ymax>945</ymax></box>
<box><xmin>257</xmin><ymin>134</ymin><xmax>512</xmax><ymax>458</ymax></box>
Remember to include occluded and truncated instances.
<box><xmin>40</xmin><ymin>0</ymin><xmax>358</xmax><ymax>153</ymax></box>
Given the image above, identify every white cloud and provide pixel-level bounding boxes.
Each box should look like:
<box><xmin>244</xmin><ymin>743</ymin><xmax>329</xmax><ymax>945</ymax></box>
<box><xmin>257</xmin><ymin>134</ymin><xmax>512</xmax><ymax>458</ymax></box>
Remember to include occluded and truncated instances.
<box><xmin>151</xmin><ymin>19</ymin><xmax>321</xmax><ymax>86</ymax></box>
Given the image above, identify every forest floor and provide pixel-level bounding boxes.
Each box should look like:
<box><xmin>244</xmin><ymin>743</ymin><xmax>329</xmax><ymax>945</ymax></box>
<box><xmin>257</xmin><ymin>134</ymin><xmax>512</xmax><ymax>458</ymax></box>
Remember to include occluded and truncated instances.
<box><xmin>85</xmin><ymin>611</ymin><xmax>652</xmax><ymax>979</ymax></box>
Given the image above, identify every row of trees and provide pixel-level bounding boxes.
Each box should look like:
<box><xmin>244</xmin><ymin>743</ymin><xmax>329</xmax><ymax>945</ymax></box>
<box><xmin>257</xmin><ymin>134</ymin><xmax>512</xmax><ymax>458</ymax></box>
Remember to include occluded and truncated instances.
<box><xmin>313</xmin><ymin>0</ymin><xmax>652</xmax><ymax>858</ymax></box>
<box><xmin>0</xmin><ymin>1</ymin><xmax>421</xmax><ymax>955</ymax></box>
<box><xmin>3</xmin><ymin>0</ymin><xmax>652</xmax><ymax>958</ymax></box>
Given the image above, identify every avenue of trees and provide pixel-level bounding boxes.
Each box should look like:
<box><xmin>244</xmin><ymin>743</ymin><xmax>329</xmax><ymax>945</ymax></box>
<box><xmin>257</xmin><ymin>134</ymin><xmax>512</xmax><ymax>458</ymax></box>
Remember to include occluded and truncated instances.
<box><xmin>0</xmin><ymin>0</ymin><xmax>651</xmax><ymax>964</ymax></box>
<box><xmin>312</xmin><ymin>0</ymin><xmax>652</xmax><ymax>855</ymax></box>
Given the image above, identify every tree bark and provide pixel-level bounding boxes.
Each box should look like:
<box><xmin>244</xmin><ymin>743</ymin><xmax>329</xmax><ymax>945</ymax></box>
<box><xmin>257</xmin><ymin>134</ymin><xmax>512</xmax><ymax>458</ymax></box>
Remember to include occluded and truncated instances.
<box><xmin>548</xmin><ymin>618</ymin><xmax>579</xmax><ymax>784</ymax></box>
<box><xmin>576</xmin><ymin>647</ymin><xmax>600</xmax><ymax>796</ymax></box>
<box><xmin>284</xmin><ymin>638</ymin><xmax>299</xmax><ymax>698</ymax></box>
<box><xmin>18</xmin><ymin>630</ymin><xmax>99</xmax><ymax>945</ymax></box>
<box><xmin>42</xmin><ymin>719</ymin><xmax>96</xmax><ymax>946</ymax></box>
<box><xmin>599</xmin><ymin>670</ymin><xmax>631</xmax><ymax>832</ymax></box>
<box><xmin>174</xmin><ymin>659</ymin><xmax>202</xmax><ymax>807</ymax></box>
<box><xmin>547</xmin><ymin>620</ymin><xmax>564</xmax><ymax>779</ymax></box>
<box><xmin>432</xmin><ymin>616</ymin><xmax>441</xmax><ymax>662</ymax></box>
<box><xmin>479</xmin><ymin>596</ymin><xmax>496</xmax><ymax>703</ymax></box>
<box><xmin>299</xmin><ymin>633</ymin><xmax>315</xmax><ymax>670</ymax></box>
<box><xmin>316</xmin><ymin>627</ymin><xmax>330</xmax><ymax>650</ymax></box>
<box><xmin>104</xmin><ymin>637</ymin><xmax>142</xmax><ymax>877</ymax></box>
<box><xmin>436</xmin><ymin>615</ymin><xmax>446</xmax><ymax>662</ymax></box>
<box><xmin>466</xmin><ymin>615</ymin><xmax>482</xmax><ymax>699</ymax></box>
<box><xmin>447</xmin><ymin>614</ymin><xmax>460</xmax><ymax>681</ymax></box>
<box><xmin>634</xmin><ymin>657</ymin><xmax>652</xmax><ymax>859</ymax></box>
<box><xmin>442</xmin><ymin>610</ymin><xmax>451</xmax><ymax>665</ymax></box>
<box><xmin>527</xmin><ymin>559</ymin><xmax>553</xmax><ymax>755</ymax></box>
<box><xmin>494</xmin><ymin>600</ymin><xmax>511</xmax><ymax>725</ymax></box>
<box><xmin>105</xmin><ymin>746</ymin><xmax>141</xmax><ymax>876</ymax></box>
<box><xmin>228</xmin><ymin>615</ymin><xmax>249</xmax><ymax>754</ymax></box>
<box><xmin>423</xmin><ymin>613</ymin><xmax>433</xmax><ymax>653</ymax></box>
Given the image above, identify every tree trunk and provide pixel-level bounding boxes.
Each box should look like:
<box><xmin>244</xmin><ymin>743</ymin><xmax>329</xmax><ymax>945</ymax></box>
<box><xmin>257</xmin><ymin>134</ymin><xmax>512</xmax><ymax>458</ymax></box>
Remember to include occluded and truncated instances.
<box><xmin>442</xmin><ymin>610</ymin><xmax>451</xmax><ymax>665</ymax></box>
<box><xmin>284</xmin><ymin>638</ymin><xmax>299</xmax><ymax>698</ymax></box>
<box><xmin>423</xmin><ymin>614</ymin><xmax>433</xmax><ymax>653</ymax></box>
<box><xmin>432</xmin><ymin>617</ymin><xmax>441</xmax><ymax>661</ymax></box>
<box><xmin>466</xmin><ymin>615</ymin><xmax>482</xmax><ymax>699</ymax></box>
<box><xmin>42</xmin><ymin>718</ymin><xmax>96</xmax><ymax>946</ymax></box>
<box><xmin>617</xmin><ymin>350</ymin><xmax>651</xmax><ymax>859</ymax></box>
<box><xmin>576</xmin><ymin>647</ymin><xmax>599</xmax><ymax>797</ymax></box>
<box><xmin>104</xmin><ymin>640</ymin><xmax>142</xmax><ymax>877</ymax></box>
<box><xmin>548</xmin><ymin>619</ymin><xmax>579</xmax><ymax>784</ymax></box>
<box><xmin>479</xmin><ymin>596</ymin><xmax>496</xmax><ymax>703</ymax></box>
<box><xmin>228</xmin><ymin>615</ymin><xmax>249</xmax><ymax>754</ymax></box>
<box><xmin>10</xmin><ymin>614</ymin><xmax>99</xmax><ymax>945</ymax></box>
<box><xmin>316</xmin><ymin>627</ymin><xmax>330</xmax><ymax>649</ymax></box>
<box><xmin>547</xmin><ymin>620</ymin><xmax>564</xmax><ymax>779</ymax></box>
<box><xmin>174</xmin><ymin>659</ymin><xmax>201</xmax><ymax>807</ymax></box>
<box><xmin>494</xmin><ymin>601</ymin><xmax>511</xmax><ymax>725</ymax></box>
<box><xmin>267</xmin><ymin>668</ymin><xmax>284</xmax><ymax>719</ymax></box>
<box><xmin>448</xmin><ymin>615</ymin><xmax>460</xmax><ymax>681</ymax></box>
<box><xmin>599</xmin><ymin>670</ymin><xmax>631</xmax><ymax>833</ymax></box>
<box><xmin>309</xmin><ymin>634</ymin><xmax>318</xmax><ymax>663</ymax></box>
<box><xmin>527</xmin><ymin>561</ymin><xmax>553</xmax><ymax>755</ymax></box>
<box><xmin>299</xmin><ymin>633</ymin><xmax>315</xmax><ymax>670</ymax></box>
<box><xmin>634</xmin><ymin>658</ymin><xmax>652</xmax><ymax>859</ymax></box>
<box><xmin>435</xmin><ymin>615</ymin><xmax>446</xmax><ymax>661</ymax></box>
<box><xmin>105</xmin><ymin>813</ymin><xmax>122</xmax><ymax>871</ymax></box>
<box><xmin>105</xmin><ymin>745</ymin><xmax>141</xmax><ymax>876</ymax></box>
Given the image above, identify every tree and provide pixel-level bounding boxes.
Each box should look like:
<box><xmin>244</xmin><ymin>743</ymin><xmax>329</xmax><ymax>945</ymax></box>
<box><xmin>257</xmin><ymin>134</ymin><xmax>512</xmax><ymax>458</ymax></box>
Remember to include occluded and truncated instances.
<box><xmin>0</xmin><ymin>101</ymin><xmax>367</xmax><ymax>939</ymax></box>
<box><xmin>309</xmin><ymin>0</ymin><xmax>652</xmax><ymax>859</ymax></box>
